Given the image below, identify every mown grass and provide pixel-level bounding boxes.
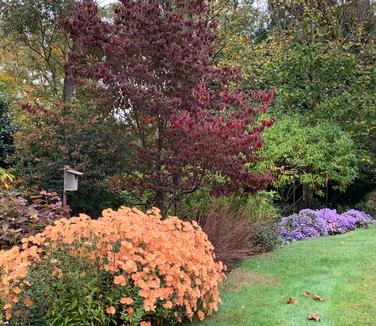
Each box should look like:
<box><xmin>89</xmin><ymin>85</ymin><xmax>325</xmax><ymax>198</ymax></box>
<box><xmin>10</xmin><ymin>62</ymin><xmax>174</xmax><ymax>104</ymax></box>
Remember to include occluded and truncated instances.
<box><xmin>192</xmin><ymin>226</ymin><xmax>376</xmax><ymax>326</ymax></box>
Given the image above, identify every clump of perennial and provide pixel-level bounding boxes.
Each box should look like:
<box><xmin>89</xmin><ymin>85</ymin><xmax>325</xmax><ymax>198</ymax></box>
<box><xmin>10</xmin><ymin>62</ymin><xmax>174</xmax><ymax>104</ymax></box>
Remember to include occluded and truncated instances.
<box><xmin>279</xmin><ymin>208</ymin><xmax>372</xmax><ymax>241</ymax></box>
<box><xmin>315</xmin><ymin>208</ymin><xmax>356</xmax><ymax>234</ymax></box>
<box><xmin>0</xmin><ymin>207</ymin><xmax>225</xmax><ymax>325</ymax></box>
<box><xmin>279</xmin><ymin>209</ymin><xmax>328</xmax><ymax>241</ymax></box>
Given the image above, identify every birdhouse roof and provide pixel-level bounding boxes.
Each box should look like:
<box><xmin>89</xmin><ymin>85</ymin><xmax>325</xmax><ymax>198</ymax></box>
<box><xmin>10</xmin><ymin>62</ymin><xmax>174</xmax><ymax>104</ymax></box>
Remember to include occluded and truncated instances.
<box><xmin>66</xmin><ymin>168</ymin><xmax>83</xmax><ymax>176</ymax></box>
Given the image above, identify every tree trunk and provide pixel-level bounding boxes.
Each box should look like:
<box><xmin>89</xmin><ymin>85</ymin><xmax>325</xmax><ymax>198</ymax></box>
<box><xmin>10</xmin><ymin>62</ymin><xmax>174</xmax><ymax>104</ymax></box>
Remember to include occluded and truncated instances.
<box><xmin>302</xmin><ymin>184</ymin><xmax>314</xmax><ymax>207</ymax></box>
<box><xmin>63</xmin><ymin>71</ymin><xmax>75</xmax><ymax>103</ymax></box>
<box><xmin>155</xmin><ymin>190</ymin><xmax>165</xmax><ymax>215</ymax></box>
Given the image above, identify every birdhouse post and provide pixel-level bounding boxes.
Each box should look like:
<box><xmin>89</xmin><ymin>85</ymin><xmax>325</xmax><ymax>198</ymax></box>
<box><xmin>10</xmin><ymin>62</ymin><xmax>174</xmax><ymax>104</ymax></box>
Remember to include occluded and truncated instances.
<box><xmin>63</xmin><ymin>165</ymin><xmax>83</xmax><ymax>207</ymax></box>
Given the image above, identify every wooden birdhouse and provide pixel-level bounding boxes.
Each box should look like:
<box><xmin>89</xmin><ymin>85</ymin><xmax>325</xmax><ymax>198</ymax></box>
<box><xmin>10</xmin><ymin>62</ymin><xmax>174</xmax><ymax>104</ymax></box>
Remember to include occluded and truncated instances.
<box><xmin>64</xmin><ymin>166</ymin><xmax>83</xmax><ymax>191</ymax></box>
<box><xmin>63</xmin><ymin>165</ymin><xmax>83</xmax><ymax>207</ymax></box>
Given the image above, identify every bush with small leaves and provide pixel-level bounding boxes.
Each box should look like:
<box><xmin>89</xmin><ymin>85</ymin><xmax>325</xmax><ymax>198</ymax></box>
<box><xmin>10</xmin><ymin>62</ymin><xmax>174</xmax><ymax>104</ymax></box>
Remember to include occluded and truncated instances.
<box><xmin>0</xmin><ymin>190</ymin><xmax>69</xmax><ymax>249</ymax></box>
<box><xmin>251</xmin><ymin>223</ymin><xmax>281</xmax><ymax>252</ymax></box>
<box><xmin>279</xmin><ymin>209</ymin><xmax>328</xmax><ymax>241</ymax></box>
<box><xmin>279</xmin><ymin>208</ymin><xmax>372</xmax><ymax>241</ymax></box>
<box><xmin>0</xmin><ymin>207</ymin><xmax>225</xmax><ymax>325</ymax></box>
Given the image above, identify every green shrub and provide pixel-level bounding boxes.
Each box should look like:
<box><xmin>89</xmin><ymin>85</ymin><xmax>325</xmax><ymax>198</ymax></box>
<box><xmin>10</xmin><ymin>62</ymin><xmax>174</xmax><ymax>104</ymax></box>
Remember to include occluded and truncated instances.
<box><xmin>242</xmin><ymin>191</ymin><xmax>280</xmax><ymax>222</ymax></box>
<box><xmin>180</xmin><ymin>190</ymin><xmax>279</xmax><ymax>222</ymax></box>
<box><xmin>355</xmin><ymin>190</ymin><xmax>376</xmax><ymax>217</ymax></box>
<box><xmin>251</xmin><ymin>223</ymin><xmax>281</xmax><ymax>252</ymax></box>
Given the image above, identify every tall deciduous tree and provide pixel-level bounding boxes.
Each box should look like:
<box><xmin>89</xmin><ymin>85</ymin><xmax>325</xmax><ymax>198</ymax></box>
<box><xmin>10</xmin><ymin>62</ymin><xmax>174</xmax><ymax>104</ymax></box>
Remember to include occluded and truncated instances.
<box><xmin>259</xmin><ymin>115</ymin><xmax>359</xmax><ymax>211</ymax></box>
<box><xmin>63</xmin><ymin>0</ymin><xmax>274</xmax><ymax>212</ymax></box>
<box><xmin>240</xmin><ymin>0</ymin><xmax>376</xmax><ymax>206</ymax></box>
<box><xmin>0</xmin><ymin>97</ymin><xmax>14</xmax><ymax>168</ymax></box>
<box><xmin>0</xmin><ymin>0</ymin><xmax>74</xmax><ymax>103</ymax></box>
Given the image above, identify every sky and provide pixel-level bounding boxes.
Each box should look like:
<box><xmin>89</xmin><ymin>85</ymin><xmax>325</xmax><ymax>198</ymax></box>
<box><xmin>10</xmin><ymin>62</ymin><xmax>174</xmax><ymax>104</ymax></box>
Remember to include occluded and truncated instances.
<box><xmin>97</xmin><ymin>0</ymin><xmax>115</xmax><ymax>6</ymax></box>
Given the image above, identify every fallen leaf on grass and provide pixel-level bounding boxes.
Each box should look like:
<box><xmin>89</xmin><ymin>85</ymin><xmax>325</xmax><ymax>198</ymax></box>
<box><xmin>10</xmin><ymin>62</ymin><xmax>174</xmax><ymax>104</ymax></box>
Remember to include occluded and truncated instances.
<box><xmin>307</xmin><ymin>313</ymin><xmax>320</xmax><ymax>321</ymax></box>
<box><xmin>287</xmin><ymin>297</ymin><xmax>297</xmax><ymax>304</ymax></box>
<box><xmin>303</xmin><ymin>292</ymin><xmax>311</xmax><ymax>297</ymax></box>
<box><xmin>313</xmin><ymin>295</ymin><xmax>325</xmax><ymax>302</ymax></box>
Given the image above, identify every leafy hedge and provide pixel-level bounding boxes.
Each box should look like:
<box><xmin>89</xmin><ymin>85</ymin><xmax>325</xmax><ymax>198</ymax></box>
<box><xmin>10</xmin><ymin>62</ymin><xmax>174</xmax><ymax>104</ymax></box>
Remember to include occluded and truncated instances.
<box><xmin>0</xmin><ymin>207</ymin><xmax>225</xmax><ymax>325</ymax></box>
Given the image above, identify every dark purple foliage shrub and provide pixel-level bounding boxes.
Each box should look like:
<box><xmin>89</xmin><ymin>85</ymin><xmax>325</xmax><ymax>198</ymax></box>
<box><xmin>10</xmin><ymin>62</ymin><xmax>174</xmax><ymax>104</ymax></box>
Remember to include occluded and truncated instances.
<box><xmin>0</xmin><ymin>190</ymin><xmax>69</xmax><ymax>249</ymax></box>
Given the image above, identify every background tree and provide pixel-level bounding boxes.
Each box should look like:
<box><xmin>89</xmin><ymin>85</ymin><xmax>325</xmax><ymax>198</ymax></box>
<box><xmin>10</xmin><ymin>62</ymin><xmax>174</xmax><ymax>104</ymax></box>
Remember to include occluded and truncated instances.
<box><xmin>223</xmin><ymin>0</ymin><xmax>376</xmax><ymax>209</ymax></box>
<box><xmin>12</xmin><ymin>101</ymin><xmax>131</xmax><ymax>216</ymax></box>
<box><xmin>62</xmin><ymin>0</ymin><xmax>274</xmax><ymax>213</ymax></box>
<box><xmin>0</xmin><ymin>0</ymin><xmax>74</xmax><ymax>103</ymax></box>
<box><xmin>259</xmin><ymin>115</ymin><xmax>359</xmax><ymax>212</ymax></box>
<box><xmin>0</xmin><ymin>97</ymin><xmax>14</xmax><ymax>168</ymax></box>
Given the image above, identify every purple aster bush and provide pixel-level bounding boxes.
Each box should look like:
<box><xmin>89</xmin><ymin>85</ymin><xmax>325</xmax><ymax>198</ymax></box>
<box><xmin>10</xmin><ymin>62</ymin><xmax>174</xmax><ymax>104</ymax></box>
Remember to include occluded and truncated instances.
<box><xmin>342</xmin><ymin>209</ymin><xmax>372</xmax><ymax>226</ymax></box>
<box><xmin>279</xmin><ymin>210</ymin><xmax>328</xmax><ymax>241</ymax></box>
<box><xmin>315</xmin><ymin>208</ymin><xmax>357</xmax><ymax>234</ymax></box>
<box><xmin>279</xmin><ymin>208</ymin><xmax>373</xmax><ymax>241</ymax></box>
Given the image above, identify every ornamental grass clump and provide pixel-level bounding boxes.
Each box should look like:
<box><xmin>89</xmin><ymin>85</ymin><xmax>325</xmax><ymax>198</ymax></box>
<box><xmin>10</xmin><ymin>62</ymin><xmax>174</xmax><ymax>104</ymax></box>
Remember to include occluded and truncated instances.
<box><xmin>0</xmin><ymin>207</ymin><xmax>225</xmax><ymax>325</ymax></box>
<box><xmin>279</xmin><ymin>209</ymin><xmax>328</xmax><ymax>241</ymax></box>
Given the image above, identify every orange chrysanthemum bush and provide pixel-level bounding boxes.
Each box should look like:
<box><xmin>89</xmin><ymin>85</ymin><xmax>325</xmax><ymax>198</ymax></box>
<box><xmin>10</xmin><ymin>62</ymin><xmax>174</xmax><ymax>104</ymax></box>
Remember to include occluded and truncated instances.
<box><xmin>0</xmin><ymin>207</ymin><xmax>225</xmax><ymax>325</ymax></box>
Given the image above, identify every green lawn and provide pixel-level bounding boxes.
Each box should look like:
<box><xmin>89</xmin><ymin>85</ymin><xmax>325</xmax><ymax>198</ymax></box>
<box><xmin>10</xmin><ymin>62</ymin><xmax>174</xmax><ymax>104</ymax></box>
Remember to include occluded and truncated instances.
<box><xmin>193</xmin><ymin>226</ymin><xmax>376</xmax><ymax>326</ymax></box>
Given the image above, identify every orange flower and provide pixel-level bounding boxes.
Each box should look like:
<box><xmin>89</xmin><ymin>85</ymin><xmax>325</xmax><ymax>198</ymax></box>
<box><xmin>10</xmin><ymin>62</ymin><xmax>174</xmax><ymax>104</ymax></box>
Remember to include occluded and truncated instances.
<box><xmin>120</xmin><ymin>297</ymin><xmax>134</xmax><ymax>305</ymax></box>
<box><xmin>13</xmin><ymin>287</ymin><xmax>22</xmax><ymax>294</ymax></box>
<box><xmin>163</xmin><ymin>301</ymin><xmax>173</xmax><ymax>309</ymax></box>
<box><xmin>125</xmin><ymin>307</ymin><xmax>134</xmax><ymax>316</ymax></box>
<box><xmin>24</xmin><ymin>297</ymin><xmax>33</xmax><ymax>307</ymax></box>
<box><xmin>198</xmin><ymin>310</ymin><xmax>205</xmax><ymax>320</ymax></box>
<box><xmin>4</xmin><ymin>303</ymin><xmax>12</xmax><ymax>310</ymax></box>
<box><xmin>140</xmin><ymin>322</ymin><xmax>151</xmax><ymax>326</ymax></box>
<box><xmin>113</xmin><ymin>275</ymin><xmax>127</xmax><ymax>286</ymax></box>
<box><xmin>5</xmin><ymin>309</ymin><xmax>11</xmax><ymax>320</ymax></box>
<box><xmin>105</xmin><ymin>306</ymin><xmax>116</xmax><ymax>315</ymax></box>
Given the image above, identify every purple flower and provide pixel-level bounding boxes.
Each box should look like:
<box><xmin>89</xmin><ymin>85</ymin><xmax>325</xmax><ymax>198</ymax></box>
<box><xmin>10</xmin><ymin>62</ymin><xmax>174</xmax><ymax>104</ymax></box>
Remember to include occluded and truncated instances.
<box><xmin>279</xmin><ymin>210</ymin><xmax>328</xmax><ymax>241</ymax></box>
<box><xmin>279</xmin><ymin>208</ymin><xmax>373</xmax><ymax>241</ymax></box>
<box><xmin>343</xmin><ymin>209</ymin><xmax>372</xmax><ymax>225</ymax></box>
<box><xmin>316</xmin><ymin>208</ymin><xmax>356</xmax><ymax>234</ymax></box>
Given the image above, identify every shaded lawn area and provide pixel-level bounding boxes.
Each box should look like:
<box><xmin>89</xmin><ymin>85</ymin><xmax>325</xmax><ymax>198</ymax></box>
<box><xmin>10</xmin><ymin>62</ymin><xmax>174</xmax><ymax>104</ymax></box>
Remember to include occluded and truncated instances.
<box><xmin>191</xmin><ymin>226</ymin><xmax>376</xmax><ymax>326</ymax></box>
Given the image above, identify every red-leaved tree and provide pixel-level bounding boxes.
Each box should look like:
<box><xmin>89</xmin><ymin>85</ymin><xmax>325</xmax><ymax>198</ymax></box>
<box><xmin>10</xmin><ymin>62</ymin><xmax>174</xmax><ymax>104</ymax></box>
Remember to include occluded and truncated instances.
<box><xmin>62</xmin><ymin>0</ymin><xmax>274</xmax><ymax>213</ymax></box>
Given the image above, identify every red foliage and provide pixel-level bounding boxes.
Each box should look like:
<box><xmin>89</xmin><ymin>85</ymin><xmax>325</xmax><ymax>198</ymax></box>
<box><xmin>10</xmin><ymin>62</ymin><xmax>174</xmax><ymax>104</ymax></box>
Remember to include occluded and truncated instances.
<box><xmin>61</xmin><ymin>0</ymin><xmax>274</xmax><ymax>212</ymax></box>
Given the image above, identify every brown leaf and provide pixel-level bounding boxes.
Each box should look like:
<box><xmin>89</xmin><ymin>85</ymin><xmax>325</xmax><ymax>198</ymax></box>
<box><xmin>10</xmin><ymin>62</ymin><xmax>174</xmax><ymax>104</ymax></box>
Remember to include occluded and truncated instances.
<box><xmin>287</xmin><ymin>297</ymin><xmax>297</xmax><ymax>304</ymax></box>
<box><xmin>307</xmin><ymin>313</ymin><xmax>320</xmax><ymax>321</ymax></box>
<box><xmin>303</xmin><ymin>292</ymin><xmax>311</xmax><ymax>296</ymax></box>
<box><xmin>313</xmin><ymin>295</ymin><xmax>325</xmax><ymax>302</ymax></box>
